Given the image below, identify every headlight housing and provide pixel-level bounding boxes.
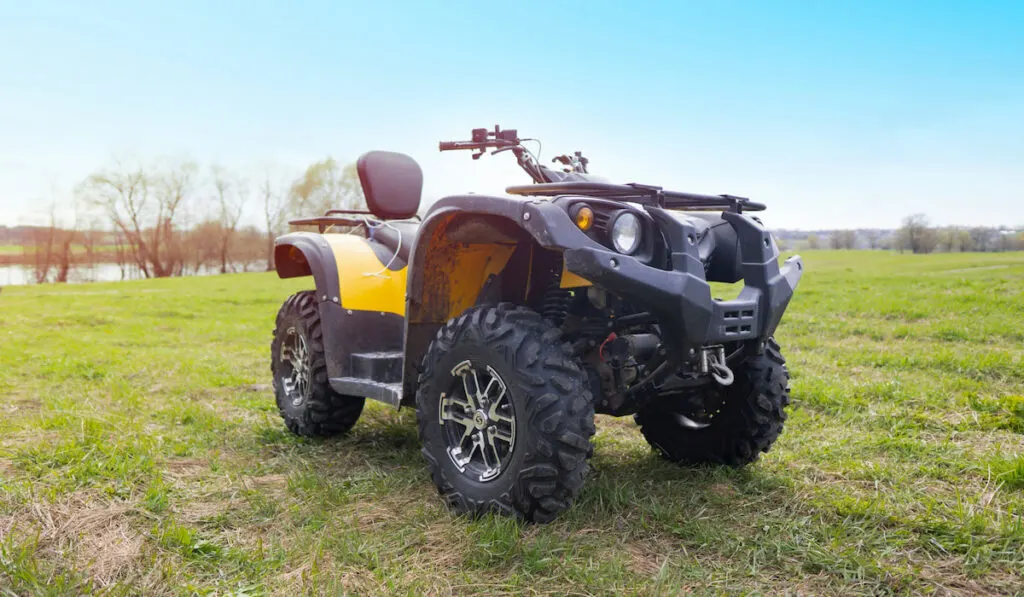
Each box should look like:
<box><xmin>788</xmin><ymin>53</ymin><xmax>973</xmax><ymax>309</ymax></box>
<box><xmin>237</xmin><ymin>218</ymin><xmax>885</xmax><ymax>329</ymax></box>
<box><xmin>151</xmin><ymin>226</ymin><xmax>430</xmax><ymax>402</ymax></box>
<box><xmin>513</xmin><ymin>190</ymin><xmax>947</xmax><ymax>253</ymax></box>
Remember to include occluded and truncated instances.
<box><xmin>610</xmin><ymin>212</ymin><xmax>642</xmax><ymax>254</ymax></box>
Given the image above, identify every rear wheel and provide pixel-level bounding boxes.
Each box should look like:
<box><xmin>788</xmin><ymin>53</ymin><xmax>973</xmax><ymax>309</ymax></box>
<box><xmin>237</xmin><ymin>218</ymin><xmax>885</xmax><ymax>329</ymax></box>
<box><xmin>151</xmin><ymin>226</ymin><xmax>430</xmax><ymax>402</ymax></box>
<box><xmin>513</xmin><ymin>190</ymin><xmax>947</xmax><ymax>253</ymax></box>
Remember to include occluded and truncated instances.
<box><xmin>271</xmin><ymin>291</ymin><xmax>364</xmax><ymax>437</ymax></box>
<box><xmin>416</xmin><ymin>304</ymin><xmax>596</xmax><ymax>522</ymax></box>
<box><xmin>635</xmin><ymin>339</ymin><xmax>790</xmax><ymax>466</ymax></box>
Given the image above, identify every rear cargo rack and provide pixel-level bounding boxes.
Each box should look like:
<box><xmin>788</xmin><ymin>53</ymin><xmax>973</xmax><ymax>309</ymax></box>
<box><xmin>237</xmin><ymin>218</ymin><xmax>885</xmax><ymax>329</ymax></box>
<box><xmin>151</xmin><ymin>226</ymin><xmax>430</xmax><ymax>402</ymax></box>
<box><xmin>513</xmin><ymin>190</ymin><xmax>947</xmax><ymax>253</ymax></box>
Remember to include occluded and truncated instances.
<box><xmin>506</xmin><ymin>181</ymin><xmax>765</xmax><ymax>212</ymax></box>
<box><xmin>288</xmin><ymin>210</ymin><xmax>421</xmax><ymax>233</ymax></box>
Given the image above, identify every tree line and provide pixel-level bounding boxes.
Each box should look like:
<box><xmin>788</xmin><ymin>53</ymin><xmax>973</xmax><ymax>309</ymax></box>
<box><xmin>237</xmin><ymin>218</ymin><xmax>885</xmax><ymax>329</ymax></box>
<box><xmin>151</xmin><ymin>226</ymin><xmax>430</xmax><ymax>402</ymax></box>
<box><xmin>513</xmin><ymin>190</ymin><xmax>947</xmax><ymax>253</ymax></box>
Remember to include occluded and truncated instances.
<box><xmin>891</xmin><ymin>214</ymin><xmax>1023</xmax><ymax>254</ymax></box>
<box><xmin>10</xmin><ymin>156</ymin><xmax>366</xmax><ymax>283</ymax></box>
<box><xmin>795</xmin><ymin>214</ymin><xmax>1023</xmax><ymax>253</ymax></box>
<box><xmin>10</xmin><ymin>174</ymin><xmax>1024</xmax><ymax>284</ymax></box>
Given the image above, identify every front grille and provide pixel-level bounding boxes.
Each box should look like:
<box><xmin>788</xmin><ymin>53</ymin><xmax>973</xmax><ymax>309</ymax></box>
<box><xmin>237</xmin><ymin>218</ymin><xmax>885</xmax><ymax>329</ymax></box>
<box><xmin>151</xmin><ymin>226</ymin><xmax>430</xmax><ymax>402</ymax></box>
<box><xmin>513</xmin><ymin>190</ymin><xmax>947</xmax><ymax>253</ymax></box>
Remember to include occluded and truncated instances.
<box><xmin>715</xmin><ymin>305</ymin><xmax>758</xmax><ymax>340</ymax></box>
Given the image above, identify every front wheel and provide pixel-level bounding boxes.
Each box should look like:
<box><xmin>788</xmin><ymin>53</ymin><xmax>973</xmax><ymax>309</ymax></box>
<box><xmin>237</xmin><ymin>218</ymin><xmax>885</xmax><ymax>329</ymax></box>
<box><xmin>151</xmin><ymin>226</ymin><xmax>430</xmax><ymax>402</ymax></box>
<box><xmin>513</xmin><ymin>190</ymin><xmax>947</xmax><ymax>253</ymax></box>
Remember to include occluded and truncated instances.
<box><xmin>416</xmin><ymin>304</ymin><xmax>596</xmax><ymax>523</ymax></box>
<box><xmin>635</xmin><ymin>339</ymin><xmax>790</xmax><ymax>466</ymax></box>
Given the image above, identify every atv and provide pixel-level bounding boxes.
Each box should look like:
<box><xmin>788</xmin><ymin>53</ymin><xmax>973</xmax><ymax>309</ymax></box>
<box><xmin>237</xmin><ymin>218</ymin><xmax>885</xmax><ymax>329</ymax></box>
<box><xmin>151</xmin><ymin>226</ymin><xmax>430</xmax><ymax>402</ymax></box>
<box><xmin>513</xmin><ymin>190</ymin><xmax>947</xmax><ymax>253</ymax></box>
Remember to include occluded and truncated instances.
<box><xmin>270</xmin><ymin>126</ymin><xmax>802</xmax><ymax>522</ymax></box>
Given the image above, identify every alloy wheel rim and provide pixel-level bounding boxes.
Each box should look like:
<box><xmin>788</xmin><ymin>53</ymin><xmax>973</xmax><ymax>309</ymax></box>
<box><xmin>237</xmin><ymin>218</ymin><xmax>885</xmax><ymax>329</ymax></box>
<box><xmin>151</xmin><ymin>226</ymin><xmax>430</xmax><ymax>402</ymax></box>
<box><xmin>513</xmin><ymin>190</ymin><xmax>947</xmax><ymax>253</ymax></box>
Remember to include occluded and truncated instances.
<box><xmin>438</xmin><ymin>360</ymin><xmax>516</xmax><ymax>482</ymax></box>
<box><xmin>280</xmin><ymin>326</ymin><xmax>310</xmax><ymax>407</ymax></box>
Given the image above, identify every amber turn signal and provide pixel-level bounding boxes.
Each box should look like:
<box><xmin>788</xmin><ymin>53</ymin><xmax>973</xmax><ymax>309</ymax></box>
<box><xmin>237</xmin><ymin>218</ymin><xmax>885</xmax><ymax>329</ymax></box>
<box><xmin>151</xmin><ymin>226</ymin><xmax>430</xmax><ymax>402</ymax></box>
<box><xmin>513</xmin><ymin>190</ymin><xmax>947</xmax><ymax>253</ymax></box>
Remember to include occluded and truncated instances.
<box><xmin>573</xmin><ymin>205</ymin><xmax>594</xmax><ymax>231</ymax></box>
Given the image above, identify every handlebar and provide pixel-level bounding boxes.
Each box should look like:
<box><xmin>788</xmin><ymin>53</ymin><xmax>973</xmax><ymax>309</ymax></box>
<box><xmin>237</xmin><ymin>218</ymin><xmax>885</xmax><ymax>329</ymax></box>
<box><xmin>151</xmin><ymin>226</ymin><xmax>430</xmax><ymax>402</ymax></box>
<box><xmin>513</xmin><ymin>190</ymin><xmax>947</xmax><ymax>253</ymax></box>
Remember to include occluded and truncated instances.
<box><xmin>437</xmin><ymin>125</ymin><xmax>556</xmax><ymax>183</ymax></box>
<box><xmin>439</xmin><ymin>125</ymin><xmax>521</xmax><ymax>153</ymax></box>
<box><xmin>438</xmin><ymin>139</ymin><xmax>515</xmax><ymax>152</ymax></box>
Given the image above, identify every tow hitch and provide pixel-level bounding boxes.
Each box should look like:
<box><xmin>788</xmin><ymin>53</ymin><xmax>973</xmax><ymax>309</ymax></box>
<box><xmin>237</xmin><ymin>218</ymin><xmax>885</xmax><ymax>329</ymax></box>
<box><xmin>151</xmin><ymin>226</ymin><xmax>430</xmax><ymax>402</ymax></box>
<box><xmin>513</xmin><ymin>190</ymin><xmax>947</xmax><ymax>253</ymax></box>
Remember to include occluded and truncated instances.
<box><xmin>700</xmin><ymin>346</ymin><xmax>734</xmax><ymax>387</ymax></box>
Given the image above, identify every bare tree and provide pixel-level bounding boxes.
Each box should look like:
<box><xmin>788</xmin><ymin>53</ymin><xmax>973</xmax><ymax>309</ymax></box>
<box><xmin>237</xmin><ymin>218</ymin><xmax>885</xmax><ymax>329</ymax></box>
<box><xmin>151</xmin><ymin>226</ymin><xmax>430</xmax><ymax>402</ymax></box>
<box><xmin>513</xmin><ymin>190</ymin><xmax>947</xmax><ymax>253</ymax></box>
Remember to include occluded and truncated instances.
<box><xmin>234</xmin><ymin>225</ymin><xmax>268</xmax><ymax>271</ymax></box>
<box><xmin>806</xmin><ymin>234</ymin><xmax>821</xmax><ymax>250</ymax></box>
<box><xmin>184</xmin><ymin>219</ymin><xmax>224</xmax><ymax>274</ymax></box>
<box><xmin>211</xmin><ymin>165</ymin><xmax>248</xmax><ymax>273</ymax></box>
<box><xmin>27</xmin><ymin>205</ymin><xmax>58</xmax><ymax>283</ymax></box>
<box><xmin>864</xmin><ymin>230</ymin><xmax>882</xmax><ymax>250</ymax></box>
<box><xmin>150</xmin><ymin>160</ymin><xmax>197</xmax><ymax>276</ymax></box>
<box><xmin>969</xmin><ymin>227</ymin><xmax>997</xmax><ymax>252</ymax></box>
<box><xmin>76</xmin><ymin>199</ymin><xmax>105</xmax><ymax>282</ymax></box>
<box><xmin>935</xmin><ymin>227</ymin><xmax>955</xmax><ymax>253</ymax></box>
<box><xmin>78</xmin><ymin>162</ymin><xmax>151</xmax><ymax>276</ymax></box>
<box><xmin>53</xmin><ymin>220</ymin><xmax>76</xmax><ymax>283</ymax></box>
<box><xmin>955</xmin><ymin>228</ymin><xmax>974</xmax><ymax>252</ymax></box>
<box><xmin>935</xmin><ymin>226</ymin><xmax>975</xmax><ymax>253</ymax></box>
<box><xmin>260</xmin><ymin>170</ymin><xmax>289</xmax><ymax>270</ymax></box>
<box><xmin>111</xmin><ymin>228</ymin><xmax>130</xmax><ymax>280</ymax></box>
<box><xmin>829</xmin><ymin>230</ymin><xmax>857</xmax><ymax>250</ymax></box>
<box><xmin>897</xmin><ymin>214</ymin><xmax>936</xmax><ymax>254</ymax></box>
<box><xmin>78</xmin><ymin>159</ymin><xmax>196</xmax><ymax>278</ymax></box>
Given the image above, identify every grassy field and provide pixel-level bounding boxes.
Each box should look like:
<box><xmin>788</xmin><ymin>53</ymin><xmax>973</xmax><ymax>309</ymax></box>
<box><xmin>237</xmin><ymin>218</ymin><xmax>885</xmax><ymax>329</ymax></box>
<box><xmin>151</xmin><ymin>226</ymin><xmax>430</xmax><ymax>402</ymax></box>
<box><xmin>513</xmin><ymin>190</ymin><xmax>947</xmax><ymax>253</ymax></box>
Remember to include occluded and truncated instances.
<box><xmin>1</xmin><ymin>251</ymin><xmax>1023</xmax><ymax>595</ymax></box>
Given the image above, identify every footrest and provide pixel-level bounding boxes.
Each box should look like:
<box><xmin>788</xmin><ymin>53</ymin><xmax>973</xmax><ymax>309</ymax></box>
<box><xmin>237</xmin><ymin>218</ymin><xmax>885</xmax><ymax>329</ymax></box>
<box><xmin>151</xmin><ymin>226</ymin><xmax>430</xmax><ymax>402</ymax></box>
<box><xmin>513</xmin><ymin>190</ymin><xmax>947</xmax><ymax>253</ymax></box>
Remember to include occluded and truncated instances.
<box><xmin>330</xmin><ymin>377</ymin><xmax>403</xmax><ymax>407</ymax></box>
<box><xmin>350</xmin><ymin>351</ymin><xmax>403</xmax><ymax>383</ymax></box>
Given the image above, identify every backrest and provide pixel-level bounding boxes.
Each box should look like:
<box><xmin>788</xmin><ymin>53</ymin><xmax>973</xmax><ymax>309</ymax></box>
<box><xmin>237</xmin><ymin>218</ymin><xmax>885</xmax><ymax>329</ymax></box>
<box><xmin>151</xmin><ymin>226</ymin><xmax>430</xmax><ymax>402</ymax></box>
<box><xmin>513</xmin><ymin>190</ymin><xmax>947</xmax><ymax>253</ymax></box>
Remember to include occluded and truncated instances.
<box><xmin>357</xmin><ymin>151</ymin><xmax>422</xmax><ymax>220</ymax></box>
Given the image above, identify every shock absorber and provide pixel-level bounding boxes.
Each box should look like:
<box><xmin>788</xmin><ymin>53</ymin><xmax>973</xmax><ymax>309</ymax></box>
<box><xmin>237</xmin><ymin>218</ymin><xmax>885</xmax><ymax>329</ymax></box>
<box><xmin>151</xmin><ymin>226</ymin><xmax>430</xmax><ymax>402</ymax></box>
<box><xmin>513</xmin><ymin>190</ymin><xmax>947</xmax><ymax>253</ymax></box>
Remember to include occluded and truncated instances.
<box><xmin>541</xmin><ymin>284</ymin><xmax>572</xmax><ymax>326</ymax></box>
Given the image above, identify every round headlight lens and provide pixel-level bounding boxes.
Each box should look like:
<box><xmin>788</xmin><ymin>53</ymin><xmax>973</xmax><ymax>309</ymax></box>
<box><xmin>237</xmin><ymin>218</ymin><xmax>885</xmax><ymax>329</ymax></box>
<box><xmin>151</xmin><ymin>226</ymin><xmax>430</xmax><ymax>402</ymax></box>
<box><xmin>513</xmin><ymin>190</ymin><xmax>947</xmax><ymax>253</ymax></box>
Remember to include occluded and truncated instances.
<box><xmin>610</xmin><ymin>212</ymin><xmax>642</xmax><ymax>254</ymax></box>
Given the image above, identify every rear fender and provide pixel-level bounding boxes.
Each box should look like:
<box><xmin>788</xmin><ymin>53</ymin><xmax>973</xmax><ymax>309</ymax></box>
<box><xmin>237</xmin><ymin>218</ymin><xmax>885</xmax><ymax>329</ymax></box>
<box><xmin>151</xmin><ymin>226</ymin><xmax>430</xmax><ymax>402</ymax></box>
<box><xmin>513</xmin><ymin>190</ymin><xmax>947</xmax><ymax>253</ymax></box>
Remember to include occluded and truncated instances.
<box><xmin>274</xmin><ymin>232</ymin><xmax>339</xmax><ymax>300</ymax></box>
<box><xmin>274</xmin><ymin>232</ymin><xmax>405</xmax><ymax>403</ymax></box>
<box><xmin>275</xmin><ymin>232</ymin><xmax>406</xmax><ymax>315</ymax></box>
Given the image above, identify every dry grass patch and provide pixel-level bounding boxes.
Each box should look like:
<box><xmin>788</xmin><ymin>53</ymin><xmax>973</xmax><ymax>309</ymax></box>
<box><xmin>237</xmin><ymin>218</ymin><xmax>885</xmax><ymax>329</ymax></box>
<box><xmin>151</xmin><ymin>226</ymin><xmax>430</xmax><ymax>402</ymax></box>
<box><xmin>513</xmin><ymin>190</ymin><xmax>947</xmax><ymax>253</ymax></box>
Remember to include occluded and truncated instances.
<box><xmin>174</xmin><ymin>493</ymin><xmax>240</xmax><ymax>525</ymax></box>
<box><xmin>0</xmin><ymin>492</ymin><xmax>148</xmax><ymax>587</ymax></box>
<box><xmin>242</xmin><ymin>472</ymin><xmax>289</xmax><ymax>498</ymax></box>
<box><xmin>626</xmin><ymin>538</ymin><xmax>674</xmax><ymax>576</ymax></box>
<box><xmin>163</xmin><ymin>457</ymin><xmax>210</xmax><ymax>480</ymax></box>
<box><xmin>951</xmin><ymin>429</ymin><xmax>1024</xmax><ymax>457</ymax></box>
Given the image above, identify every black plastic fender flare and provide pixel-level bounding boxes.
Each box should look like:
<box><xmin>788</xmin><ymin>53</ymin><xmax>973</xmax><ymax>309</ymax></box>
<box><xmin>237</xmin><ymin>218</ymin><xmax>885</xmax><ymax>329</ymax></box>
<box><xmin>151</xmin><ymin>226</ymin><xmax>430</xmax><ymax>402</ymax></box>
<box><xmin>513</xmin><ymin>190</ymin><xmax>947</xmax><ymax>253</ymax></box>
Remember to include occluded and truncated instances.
<box><xmin>274</xmin><ymin>232</ymin><xmax>340</xmax><ymax>301</ymax></box>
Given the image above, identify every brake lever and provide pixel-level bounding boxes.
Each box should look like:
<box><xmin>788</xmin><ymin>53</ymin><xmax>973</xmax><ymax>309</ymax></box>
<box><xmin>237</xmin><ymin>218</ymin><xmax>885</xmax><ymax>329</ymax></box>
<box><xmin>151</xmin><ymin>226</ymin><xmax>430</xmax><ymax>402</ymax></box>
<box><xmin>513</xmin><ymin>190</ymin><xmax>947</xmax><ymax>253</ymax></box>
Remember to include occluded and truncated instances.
<box><xmin>491</xmin><ymin>146</ymin><xmax>515</xmax><ymax>156</ymax></box>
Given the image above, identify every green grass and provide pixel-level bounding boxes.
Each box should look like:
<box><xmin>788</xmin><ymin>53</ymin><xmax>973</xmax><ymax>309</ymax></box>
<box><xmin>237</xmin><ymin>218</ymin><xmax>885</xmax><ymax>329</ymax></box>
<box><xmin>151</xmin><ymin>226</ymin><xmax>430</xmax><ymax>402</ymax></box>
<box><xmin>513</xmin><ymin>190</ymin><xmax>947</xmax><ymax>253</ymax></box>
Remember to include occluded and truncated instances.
<box><xmin>1</xmin><ymin>250</ymin><xmax>1023</xmax><ymax>595</ymax></box>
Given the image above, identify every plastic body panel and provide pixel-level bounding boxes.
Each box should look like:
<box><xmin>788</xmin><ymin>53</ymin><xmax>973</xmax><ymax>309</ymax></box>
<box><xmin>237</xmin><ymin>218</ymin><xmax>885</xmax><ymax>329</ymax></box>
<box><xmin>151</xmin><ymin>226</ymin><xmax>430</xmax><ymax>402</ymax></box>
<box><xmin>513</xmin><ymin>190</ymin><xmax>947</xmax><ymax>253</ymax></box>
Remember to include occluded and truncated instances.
<box><xmin>274</xmin><ymin>232</ymin><xmax>407</xmax><ymax>405</ymax></box>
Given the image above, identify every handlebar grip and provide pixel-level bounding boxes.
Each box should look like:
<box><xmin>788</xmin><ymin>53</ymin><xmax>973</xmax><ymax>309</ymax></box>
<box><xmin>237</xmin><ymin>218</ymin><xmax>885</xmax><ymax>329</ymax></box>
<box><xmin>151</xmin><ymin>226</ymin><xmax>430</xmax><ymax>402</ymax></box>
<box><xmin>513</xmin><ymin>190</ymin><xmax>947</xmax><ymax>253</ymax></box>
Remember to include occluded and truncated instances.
<box><xmin>439</xmin><ymin>141</ymin><xmax>458</xmax><ymax>151</ymax></box>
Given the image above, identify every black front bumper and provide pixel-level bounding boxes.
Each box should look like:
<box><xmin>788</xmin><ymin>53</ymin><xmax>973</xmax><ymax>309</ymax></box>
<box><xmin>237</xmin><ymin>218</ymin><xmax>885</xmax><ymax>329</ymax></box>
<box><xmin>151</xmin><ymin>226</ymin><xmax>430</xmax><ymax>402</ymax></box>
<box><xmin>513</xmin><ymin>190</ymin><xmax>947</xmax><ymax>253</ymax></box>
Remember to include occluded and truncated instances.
<box><xmin>525</xmin><ymin>202</ymin><xmax>802</xmax><ymax>354</ymax></box>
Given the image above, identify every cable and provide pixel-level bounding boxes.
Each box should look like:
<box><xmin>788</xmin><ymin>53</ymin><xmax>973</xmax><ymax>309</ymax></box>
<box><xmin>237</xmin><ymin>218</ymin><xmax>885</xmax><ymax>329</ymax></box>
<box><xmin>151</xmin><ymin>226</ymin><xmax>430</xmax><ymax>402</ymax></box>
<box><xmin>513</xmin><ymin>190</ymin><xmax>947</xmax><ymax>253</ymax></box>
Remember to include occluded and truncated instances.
<box><xmin>521</xmin><ymin>138</ymin><xmax>543</xmax><ymax>162</ymax></box>
<box><xmin>361</xmin><ymin>217</ymin><xmax>417</xmax><ymax>278</ymax></box>
<box><xmin>514</xmin><ymin>142</ymin><xmax>546</xmax><ymax>182</ymax></box>
<box><xmin>598</xmin><ymin>332</ymin><xmax>617</xmax><ymax>363</ymax></box>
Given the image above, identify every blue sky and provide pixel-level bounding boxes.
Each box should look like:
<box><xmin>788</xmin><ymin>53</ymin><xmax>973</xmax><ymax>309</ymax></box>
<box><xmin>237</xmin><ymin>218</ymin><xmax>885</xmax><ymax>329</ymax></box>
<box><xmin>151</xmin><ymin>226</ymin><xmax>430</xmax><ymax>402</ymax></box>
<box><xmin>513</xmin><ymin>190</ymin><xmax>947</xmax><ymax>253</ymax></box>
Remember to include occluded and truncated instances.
<box><xmin>1</xmin><ymin>0</ymin><xmax>1022</xmax><ymax>229</ymax></box>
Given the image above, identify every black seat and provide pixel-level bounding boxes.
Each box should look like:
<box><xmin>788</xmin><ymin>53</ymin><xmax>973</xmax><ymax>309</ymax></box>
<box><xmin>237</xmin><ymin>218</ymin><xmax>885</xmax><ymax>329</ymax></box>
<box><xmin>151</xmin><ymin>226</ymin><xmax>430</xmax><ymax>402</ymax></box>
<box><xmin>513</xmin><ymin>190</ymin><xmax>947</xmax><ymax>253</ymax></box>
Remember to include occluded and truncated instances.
<box><xmin>356</xmin><ymin>150</ymin><xmax>423</xmax><ymax>267</ymax></box>
<box><xmin>357</xmin><ymin>151</ymin><xmax>422</xmax><ymax>220</ymax></box>
<box><xmin>371</xmin><ymin>220</ymin><xmax>419</xmax><ymax>264</ymax></box>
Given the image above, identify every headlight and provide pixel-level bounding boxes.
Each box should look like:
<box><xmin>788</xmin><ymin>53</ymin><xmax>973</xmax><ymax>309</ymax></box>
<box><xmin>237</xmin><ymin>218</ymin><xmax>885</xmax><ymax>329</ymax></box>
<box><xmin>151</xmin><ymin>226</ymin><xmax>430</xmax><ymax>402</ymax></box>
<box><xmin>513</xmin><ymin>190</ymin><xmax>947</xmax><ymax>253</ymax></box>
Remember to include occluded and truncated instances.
<box><xmin>610</xmin><ymin>212</ymin><xmax>642</xmax><ymax>254</ymax></box>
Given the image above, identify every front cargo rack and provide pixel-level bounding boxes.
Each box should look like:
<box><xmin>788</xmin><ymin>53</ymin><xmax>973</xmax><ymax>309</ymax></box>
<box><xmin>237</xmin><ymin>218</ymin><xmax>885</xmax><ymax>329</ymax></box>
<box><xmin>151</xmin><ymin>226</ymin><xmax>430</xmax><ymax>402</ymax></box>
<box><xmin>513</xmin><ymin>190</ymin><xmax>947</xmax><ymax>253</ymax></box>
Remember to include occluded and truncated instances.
<box><xmin>505</xmin><ymin>181</ymin><xmax>766</xmax><ymax>212</ymax></box>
